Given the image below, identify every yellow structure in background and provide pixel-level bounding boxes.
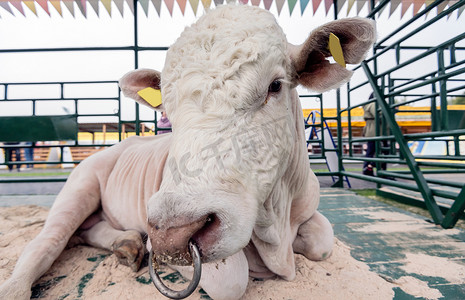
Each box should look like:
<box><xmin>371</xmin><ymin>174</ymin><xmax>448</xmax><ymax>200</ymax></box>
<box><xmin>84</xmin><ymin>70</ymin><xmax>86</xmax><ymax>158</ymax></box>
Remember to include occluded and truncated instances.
<box><xmin>302</xmin><ymin>105</ymin><xmax>465</xmax><ymax>131</ymax></box>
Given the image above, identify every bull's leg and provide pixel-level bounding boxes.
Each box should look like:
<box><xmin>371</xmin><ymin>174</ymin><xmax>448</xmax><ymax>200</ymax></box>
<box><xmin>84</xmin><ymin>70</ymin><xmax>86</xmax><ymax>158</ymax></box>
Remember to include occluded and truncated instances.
<box><xmin>0</xmin><ymin>166</ymin><xmax>101</xmax><ymax>300</ymax></box>
<box><xmin>76</xmin><ymin>220</ymin><xmax>144</xmax><ymax>272</ymax></box>
<box><xmin>293</xmin><ymin>211</ymin><xmax>334</xmax><ymax>261</ymax></box>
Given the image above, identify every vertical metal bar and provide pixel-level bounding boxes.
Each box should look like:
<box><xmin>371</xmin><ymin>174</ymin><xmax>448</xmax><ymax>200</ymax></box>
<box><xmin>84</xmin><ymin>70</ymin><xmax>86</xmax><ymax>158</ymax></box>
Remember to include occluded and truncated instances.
<box><xmin>134</xmin><ymin>0</ymin><xmax>140</xmax><ymax>136</ymax></box>
<box><xmin>395</xmin><ymin>44</ymin><xmax>401</xmax><ymax>65</ymax></box>
<box><xmin>362</xmin><ymin>62</ymin><xmax>444</xmax><ymax>224</ymax></box>
<box><xmin>347</xmin><ymin>82</ymin><xmax>353</xmax><ymax>157</ymax></box>
<box><xmin>118</xmin><ymin>85</ymin><xmax>122</xmax><ymax>142</ymax></box>
<box><xmin>437</xmin><ymin>49</ymin><xmax>449</xmax><ymax>130</ymax></box>
<box><xmin>449</xmin><ymin>43</ymin><xmax>456</xmax><ymax>64</ymax></box>
<box><xmin>75</xmin><ymin>99</ymin><xmax>79</xmax><ymax>146</ymax></box>
<box><xmin>320</xmin><ymin>94</ymin><xmax>325</xmax><ymax>160</ymax></box>
<box><xmin>333</xmin><ymin>0</ymin><xmax>338</xmax><ymax>20</ymax></box>
<box><xmin>454</xmin><ymin>136</ymin><xmax>460</xmax><ymax>156</ymax></box>
<box><xmin>388</xmin><ymin>76</ymin><xmax>396</xmax><ymax>155</ymax></box>
<box><xmin>335</xmin><ymin>88</ymin><xmax>343</xmax><ymax>187</ymax></box>
<box><xmin>60</xmin><ymin>83</ymin><xmax>64</xmax><ymax>99</ymax></box>
<box><xmin>374</xmin><ymin>94</ymin><xmax>381</xmax><ymax>186</ymax></box>
<box><xmin>431</xmin><ymin>78</ymin><xmax>438</xmax><ymax>131</ymax></box>
<box><xmin>154</xmin><ymin>110</ymin><xmax>158</xmax><ymax>135</ymax></box>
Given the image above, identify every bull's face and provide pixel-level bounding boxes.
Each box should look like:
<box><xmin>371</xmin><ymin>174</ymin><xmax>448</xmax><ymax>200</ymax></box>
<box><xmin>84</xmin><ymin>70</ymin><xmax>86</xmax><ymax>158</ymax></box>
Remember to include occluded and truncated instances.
<box><xmin>119</xmin><ymin>5</ymin><xmax>376</xmax><ymax>265</ymax></box>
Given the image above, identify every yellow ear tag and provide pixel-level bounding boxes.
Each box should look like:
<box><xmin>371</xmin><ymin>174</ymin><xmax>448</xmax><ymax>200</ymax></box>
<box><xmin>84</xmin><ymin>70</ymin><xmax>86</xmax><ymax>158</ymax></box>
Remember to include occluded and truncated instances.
<box><xmin>137</xmin><ymin>87</ymin><xmax>162</xmax><ymax>108</ymax></box>
<box><xmin>328</xmin><ymin>33</ymin><xmax>346</xmax><ymax>68</ymax></box>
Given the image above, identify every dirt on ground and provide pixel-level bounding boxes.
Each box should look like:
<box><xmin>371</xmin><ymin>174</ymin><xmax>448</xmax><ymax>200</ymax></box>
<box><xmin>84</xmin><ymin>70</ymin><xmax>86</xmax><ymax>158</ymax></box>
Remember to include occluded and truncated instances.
<box><xmin>1</xmin><ymin>204</ymin><xmax>456</xmax><ymax>300</ymax></box>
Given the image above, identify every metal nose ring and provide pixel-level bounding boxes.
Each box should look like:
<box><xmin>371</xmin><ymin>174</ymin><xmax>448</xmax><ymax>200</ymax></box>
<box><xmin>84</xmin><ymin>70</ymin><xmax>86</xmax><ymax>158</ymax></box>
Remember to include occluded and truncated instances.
<box><xmin>148</xmin><ymin>240</ymin><xmax>202</xmax><ymax>299</ymax></box>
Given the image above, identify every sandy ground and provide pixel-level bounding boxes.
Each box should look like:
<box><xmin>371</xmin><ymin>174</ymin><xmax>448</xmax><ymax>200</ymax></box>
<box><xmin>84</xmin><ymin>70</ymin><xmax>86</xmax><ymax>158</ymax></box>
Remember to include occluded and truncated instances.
<box><xmin>2</xmin><ymin>204</ymin><xmax>456</xmax><ymax>300</ymax></box>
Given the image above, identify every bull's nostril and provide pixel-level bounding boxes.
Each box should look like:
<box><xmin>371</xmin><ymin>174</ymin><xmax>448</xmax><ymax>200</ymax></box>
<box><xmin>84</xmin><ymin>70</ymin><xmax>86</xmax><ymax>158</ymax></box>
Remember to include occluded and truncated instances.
<box><xmin>205</xmin><ymin>214</ymin><xmax>215</xmax><ymax>225</ymax></box>
<box><xmin>192</xmin><ymin>213</ymin><xmax>220</xmax><ymax>257</ymax></box>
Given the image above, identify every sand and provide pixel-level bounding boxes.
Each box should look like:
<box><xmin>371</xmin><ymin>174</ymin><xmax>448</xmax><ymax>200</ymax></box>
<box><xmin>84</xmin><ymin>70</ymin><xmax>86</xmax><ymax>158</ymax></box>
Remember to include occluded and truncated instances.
<box><xmin>2</xmin><ymin>204</ymin><xmax>447</xmax><ymax>300</ymax></box>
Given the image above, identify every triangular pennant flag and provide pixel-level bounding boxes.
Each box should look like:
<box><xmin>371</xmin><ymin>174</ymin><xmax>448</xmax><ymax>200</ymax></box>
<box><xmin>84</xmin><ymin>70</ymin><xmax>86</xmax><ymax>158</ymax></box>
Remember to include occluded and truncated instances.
<box><xmin>377</xmin><ymin>0</ymin><xmax>388</xmax><ymax>16</ymax></box>
<box><xmin>126</xmin><ymin>0</ymin><xmax>134</xmax><ymax>15</ymax></box>
<box><xmin>139</xmin><ymin>0</ymin><xmax>150</xmax><ymax>16</ymax></box>
<box><xmin>300</xmin><ymin>0</ymin><xmax>310</xmax><ymax>15</ymax></box>
<box><xmin>447</xmin><ymin>0</ymin><xmax>458</xmax><ymax>19</ymax></box>
<box><xmin>239</xmin><ymin>0</ymin><xmax>248</xmax><ymax>4</ymax></box>
<box><xmin>75</xmin><ymin>0</ymin><xmax>87</xmax><ymax>17</ymax></box>
<box><xmin>324</xmin><ymin>0</ymin><xmax>332</xmax><ymax>15</ymax></box>
<box><xmin>165</xmin><ymin>0</ymin><xmax>175</xmax><ymax>15</ymax></box>
<box><xmin>251</xmin><ymin>0</ymin><xmax>260</xmax><ymax>6</ymax></box>
<box><xmin>425</xmin><ymin>0</ymin><xmax>435</xmax><ymax>6</ymax></box>
<box><xmin>412</xmin><ymin>0</ymin><xmax>423</xmax><ymax>16</ymax></box>
<box><xmin>189</xmin><ymin>0</ymin><xmax>198</xmax><ymax>15</ymax></box>
<box><xmin>177</xmin><ymin>0</ymin><xmax>187</xmax><ymax>15</ymax></box>
<box><xmin>347</xmin><ymin>0</ymin><xmax>355</xmax><ymax>14</ymax></box>
<box><xmin>114</xmin><ymin>0</ymin><xmax>124</xmax><ymax>16</ymax></box>
<box><xmin>88</xmin><ymin>0</ymin><xmax>99</xmax><ymax>16</ymax></box>
<box><xmin>62</xmin><ymin>0</ymin><xmax>75</xmax><ymax>16</ymax></box>
<box><xmin>263</xmin><ymin>0</ymin><xmax>272</xmax><ymax>11</ymax></box>
<box><xmin>151</xmin><ymin>0</ymin><xmax>162</xmax><ymax>16</ymax></box>
<box><xmin>337</xmin><ymin>0</ymin><xmax>345</xmax><ymax>15</ymax></box>
<box><xmin>437</xmin><ymin>0</ymin><xmax>449</xmax><ymax>15</ymax></box>
<box><xmin>389</xmin><ymin>0</ymin><xmax>401</xmax><ymax>16</ymax></box>
<box><xmin>458</xmin><ymin>5</ymin><xmax>465</xmax><ymax>18</ymax></box>
<box><xmin>288</xmin><ymin>0</ymin><xmax>297</xmax><ymax>15</ymax></box>
<box><xmin>9</xmin><ymin>0</ymin><xmax>25</xmax><ymax>16</ymax></box>
<box><xmin>23</xmin><ymin>0</ymin><xmax>37</xmax><ymax>15</ymax></box>
<box><xmin>50</xmin><ymin>0</ymin><xmax>63</xmax><ymax>16</ymax></box>
<box><xmin>201</xmin><ymin>0</ymin><xmax>211</xmax><ymax>10</ymax></box>
<box><xmin>214</xmin><ymin>0</ymin><xmax>223</xmax><ymax>6</ymax></box>
<box><xmin>276</xmin><ymin>0</ymin><xmax>285</xmax><ymax>15</ymax></box>
<box><xmin>401</xmin><ymin>0</ymin><xmax>413</xmax><ymax>18</ymax></box>
<box><xmin>36</xmin><ymin>0</ymin><xmax>50</xmax><ymax>15</ymax></box>
<box><xmin>356</xmin><ymin>0</ymin><xmax>367</xmax><ymax>15</ymax></box>
<box><xmin>0</xmin><ymin>2</ymin><xmax>14</xmax><ymax>15</ymax></box>
<box><xmin>313</xmin><ymin>0</ymin><xmax>322</xmax><ymax>14</ymax></box>
<box><xmin>101</xmin><ymin>0</ymin><xmax>112</xmax><ymax>16</ymax></box>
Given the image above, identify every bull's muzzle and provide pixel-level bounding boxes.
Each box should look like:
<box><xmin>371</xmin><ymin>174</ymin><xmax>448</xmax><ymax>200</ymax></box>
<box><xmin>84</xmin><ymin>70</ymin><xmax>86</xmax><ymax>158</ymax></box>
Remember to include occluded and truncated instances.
<box><xmin>149</xmin><ymin>240</ymin><xmax>202</xmax><ymax>299</ymax></box>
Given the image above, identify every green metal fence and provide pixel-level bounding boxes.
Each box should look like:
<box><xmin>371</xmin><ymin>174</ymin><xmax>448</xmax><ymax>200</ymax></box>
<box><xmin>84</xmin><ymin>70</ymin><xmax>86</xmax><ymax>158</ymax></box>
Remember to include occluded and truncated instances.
<box><xmin>0</xmin><ymin>81</ymin><xmax>119</xmax><ymax>172</ymax></box>
<box><xmin>339</xmin><ymin>0</ymin><xmax>465</xmax><ymax>228</ymax></box>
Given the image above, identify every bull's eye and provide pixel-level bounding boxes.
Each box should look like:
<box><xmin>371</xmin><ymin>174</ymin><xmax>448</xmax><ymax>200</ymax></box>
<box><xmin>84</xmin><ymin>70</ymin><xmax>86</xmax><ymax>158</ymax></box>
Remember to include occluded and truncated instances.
<box><xmin>268</xmin><ymin>80</ymin><xmax>282</xmax><ymax>93</ymax></box>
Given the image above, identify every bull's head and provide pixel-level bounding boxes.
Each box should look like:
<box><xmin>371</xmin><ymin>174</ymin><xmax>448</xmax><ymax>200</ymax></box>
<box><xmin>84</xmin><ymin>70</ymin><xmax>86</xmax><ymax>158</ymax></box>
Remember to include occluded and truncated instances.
<box><xmin>120</xmin><ymin>5</ymin><xmax>375</xmax><ymax>267</ymax></box>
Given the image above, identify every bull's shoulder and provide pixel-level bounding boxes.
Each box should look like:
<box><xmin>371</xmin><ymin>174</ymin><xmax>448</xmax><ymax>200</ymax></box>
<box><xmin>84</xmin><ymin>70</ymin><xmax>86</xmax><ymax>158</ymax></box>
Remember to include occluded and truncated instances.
<box><xmin>73</xmin><ymin>134</ymin><xmax>172</xmax><ymax>181</ymax></box>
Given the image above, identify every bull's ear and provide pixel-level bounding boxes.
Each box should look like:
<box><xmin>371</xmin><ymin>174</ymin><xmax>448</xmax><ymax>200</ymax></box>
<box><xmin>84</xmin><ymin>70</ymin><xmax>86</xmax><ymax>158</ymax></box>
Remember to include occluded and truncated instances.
<box><xmin>119</xmin><ymin>69</ymin><xmax>164</xmax><ymax>111</ymax></box>
<box><xmin>289</xmin><ymin>17</ymin><xmax>376</xmax><ymax>93</ymax></box>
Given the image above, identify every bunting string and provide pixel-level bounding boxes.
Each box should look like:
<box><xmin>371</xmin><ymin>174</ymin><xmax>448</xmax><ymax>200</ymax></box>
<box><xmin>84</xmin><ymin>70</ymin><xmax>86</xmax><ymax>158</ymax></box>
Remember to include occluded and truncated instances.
<box><xmin>0</xmin><ymin>0</ymin><xmax>463</xmax><ymax>18</ymax></box>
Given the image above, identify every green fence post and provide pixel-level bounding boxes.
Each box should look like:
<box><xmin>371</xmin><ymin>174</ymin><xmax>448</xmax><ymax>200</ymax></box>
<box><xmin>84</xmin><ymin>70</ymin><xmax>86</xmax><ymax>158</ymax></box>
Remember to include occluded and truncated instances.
<box><xmin>362</xmin><ymin>62</ymin><xmax>444</xmax><ymax>224</ymax></box>
<box><xmin>437</xmin><ymin>48</ymin><xmax>449</xmax><ymax>131</ymax></box>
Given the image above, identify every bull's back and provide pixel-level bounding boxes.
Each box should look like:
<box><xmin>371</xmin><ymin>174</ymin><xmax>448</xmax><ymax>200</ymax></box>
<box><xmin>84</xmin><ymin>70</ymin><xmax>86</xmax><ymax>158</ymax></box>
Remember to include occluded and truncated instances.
<box><xmin>99</xmin><ymin>134</ymin><xmax>172</xmax><ymax>233</ymax></box>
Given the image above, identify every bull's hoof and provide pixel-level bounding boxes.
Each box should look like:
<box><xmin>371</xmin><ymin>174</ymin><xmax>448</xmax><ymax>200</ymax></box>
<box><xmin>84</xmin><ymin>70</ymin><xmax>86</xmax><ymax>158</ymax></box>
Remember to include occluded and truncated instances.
<box><xmin>111</xmin><ymin>231</ymin><xmax>144</xmax><ymax>272</ymax></box>
<box><xmin>66</xmin><ymin>235</ymin><xmax>85</xmax><ymax>248</ymax></box>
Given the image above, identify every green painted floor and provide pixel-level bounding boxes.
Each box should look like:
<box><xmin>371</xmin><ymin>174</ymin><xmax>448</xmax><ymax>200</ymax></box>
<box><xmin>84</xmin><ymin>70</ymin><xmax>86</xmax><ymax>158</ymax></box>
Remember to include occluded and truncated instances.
<box><xmin>319</xmin><ymin>188</ymin><xmax>465</xmax><ymax>299</ymax></box>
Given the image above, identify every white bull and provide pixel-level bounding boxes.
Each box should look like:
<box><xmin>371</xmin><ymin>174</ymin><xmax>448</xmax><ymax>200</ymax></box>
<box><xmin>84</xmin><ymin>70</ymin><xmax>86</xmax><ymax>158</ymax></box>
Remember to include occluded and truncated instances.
<box><xmin>0</xmin><ymin>4</ymin><xmax>375</xmax><ymax>300</ymax></box>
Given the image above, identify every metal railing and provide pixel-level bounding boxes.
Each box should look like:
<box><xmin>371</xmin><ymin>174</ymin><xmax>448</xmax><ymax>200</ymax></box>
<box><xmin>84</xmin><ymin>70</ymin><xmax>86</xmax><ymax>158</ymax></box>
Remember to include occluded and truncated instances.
<box><xmin>340</xmin><ymin>0</ymin><xmax>465</xmax><ymax>228</ymax></box>
<box><xmin>1</xmin><ymin>81</ymin><xmax>121</xmax><ymax>175</ymax></box>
